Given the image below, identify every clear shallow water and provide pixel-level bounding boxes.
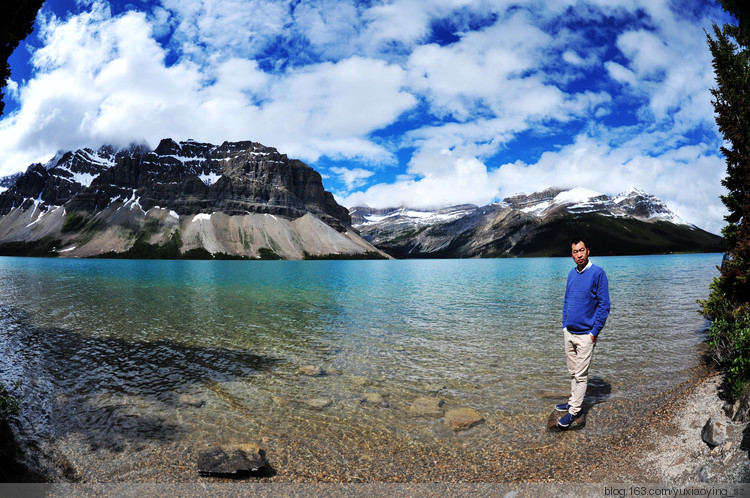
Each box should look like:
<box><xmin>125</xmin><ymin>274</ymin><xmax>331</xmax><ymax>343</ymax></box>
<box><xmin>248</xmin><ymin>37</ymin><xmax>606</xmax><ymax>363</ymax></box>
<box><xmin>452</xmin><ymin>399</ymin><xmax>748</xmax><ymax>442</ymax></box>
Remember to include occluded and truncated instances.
<box><xmin>0</xmin><ymin>254</ymin><xmax>720</xmax><ymax>481</ymax></box>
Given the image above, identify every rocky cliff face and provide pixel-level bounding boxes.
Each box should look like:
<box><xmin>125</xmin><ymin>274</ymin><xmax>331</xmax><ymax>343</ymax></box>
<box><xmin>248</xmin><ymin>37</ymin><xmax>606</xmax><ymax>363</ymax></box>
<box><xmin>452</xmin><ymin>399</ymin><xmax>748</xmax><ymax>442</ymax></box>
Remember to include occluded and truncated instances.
<box><xmin>353</xmin><ymin>187</ymin><xmax>724</xmax><ymax>258</ymax></box>
<box><xmin>1</xmin><ymin>139</ymin><xmax>350</xmax><ymax>230</ymax></box>
<box><xmin>0</xmin><ymin>139</ymin><xmax>382</xmax><ymax>259</ymax></box>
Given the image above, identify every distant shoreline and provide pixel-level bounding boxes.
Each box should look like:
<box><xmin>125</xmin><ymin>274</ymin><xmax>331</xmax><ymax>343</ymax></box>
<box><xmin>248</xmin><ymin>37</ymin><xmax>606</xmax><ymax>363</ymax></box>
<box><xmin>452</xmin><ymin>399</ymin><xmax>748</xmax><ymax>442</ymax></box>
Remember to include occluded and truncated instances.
<box><xmin>0</xmin><ymin>249</ymin><xmax>726</xmax><ymax>260</ymax></box>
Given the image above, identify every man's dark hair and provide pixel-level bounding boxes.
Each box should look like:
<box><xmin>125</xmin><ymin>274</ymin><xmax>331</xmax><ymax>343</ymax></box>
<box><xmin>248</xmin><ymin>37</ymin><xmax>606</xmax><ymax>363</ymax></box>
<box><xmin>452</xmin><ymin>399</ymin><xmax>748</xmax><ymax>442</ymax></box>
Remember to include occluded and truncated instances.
<box><xmin>571</xmin><ymin>236</ymin><xmax>588</xmax><ymax>247</ymax></box>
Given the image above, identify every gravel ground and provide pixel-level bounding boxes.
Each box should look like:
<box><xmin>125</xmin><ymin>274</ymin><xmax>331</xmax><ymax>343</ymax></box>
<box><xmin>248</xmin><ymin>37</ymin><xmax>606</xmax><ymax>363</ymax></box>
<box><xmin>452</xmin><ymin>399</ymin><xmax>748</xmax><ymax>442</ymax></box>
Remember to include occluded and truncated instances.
<box><xmin>588</xmin><ymin>370</ymin><xmax>750</xmax><ymax>484</ymax></box>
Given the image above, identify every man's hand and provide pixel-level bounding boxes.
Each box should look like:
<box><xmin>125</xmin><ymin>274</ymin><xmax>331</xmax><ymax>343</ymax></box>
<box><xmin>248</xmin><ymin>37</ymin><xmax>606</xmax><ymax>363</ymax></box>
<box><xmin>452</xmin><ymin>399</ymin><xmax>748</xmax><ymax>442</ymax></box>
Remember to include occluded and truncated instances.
<box><xmin>589</xmin><ymin>333</ymin><xmax>597</xmax><ymax>343</ymax></box>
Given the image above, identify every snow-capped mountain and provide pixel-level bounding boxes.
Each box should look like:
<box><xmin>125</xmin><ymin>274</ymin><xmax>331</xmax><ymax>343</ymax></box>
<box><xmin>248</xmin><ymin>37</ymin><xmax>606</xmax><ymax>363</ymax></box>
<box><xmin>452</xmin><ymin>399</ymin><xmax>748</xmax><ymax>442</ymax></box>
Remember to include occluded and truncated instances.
<box><xmin>0</xmin><ymin>139</ymin><xmax>383</xmax><ymax>259</ymax></box>
<box><xmin>352</xmin><ymin>187</ymin><xmax>722</xmax><ymax>258</ymax></box>
<box><xmin>503</xmin><ymin>186</ymin><xmax>689</xmax><ymax>225</ymax></box>
<box><xmin>613</xmin><ymin>187</ymin><xmax>686</xmax><ymax>224</ymax></box>
<box><xmin>353</xmin><ymin>187</ymin><xmax>688</xmax><ymax>230</ymax></box>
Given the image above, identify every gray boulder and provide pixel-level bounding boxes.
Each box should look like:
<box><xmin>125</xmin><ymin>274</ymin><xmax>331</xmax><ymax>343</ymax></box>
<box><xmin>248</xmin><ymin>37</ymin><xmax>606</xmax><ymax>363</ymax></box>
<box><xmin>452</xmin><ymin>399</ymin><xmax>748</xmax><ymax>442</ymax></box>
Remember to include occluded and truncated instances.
<box><xmin>701</xmin><ymin>418</ymin><xmax>727</xmax><ymax>447</ymax></box>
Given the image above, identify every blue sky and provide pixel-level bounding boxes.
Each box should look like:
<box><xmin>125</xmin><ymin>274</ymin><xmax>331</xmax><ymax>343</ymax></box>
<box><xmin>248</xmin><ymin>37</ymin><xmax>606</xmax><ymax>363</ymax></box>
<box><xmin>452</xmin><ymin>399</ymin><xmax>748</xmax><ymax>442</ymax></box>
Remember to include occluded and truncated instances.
<box><xmin>0</xmin><ymin>0</ymin><xmax>735</xmax><ymax>234</ymax></box>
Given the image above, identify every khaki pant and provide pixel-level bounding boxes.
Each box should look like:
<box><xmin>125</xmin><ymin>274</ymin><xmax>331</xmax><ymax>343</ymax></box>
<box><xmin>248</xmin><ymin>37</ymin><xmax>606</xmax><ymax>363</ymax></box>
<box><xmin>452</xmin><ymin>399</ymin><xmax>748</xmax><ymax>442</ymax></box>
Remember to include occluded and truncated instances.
<box><xmin>564</xmin><ymin>328</ymin><xmax>596</xmax><ymax>416</ymax></box>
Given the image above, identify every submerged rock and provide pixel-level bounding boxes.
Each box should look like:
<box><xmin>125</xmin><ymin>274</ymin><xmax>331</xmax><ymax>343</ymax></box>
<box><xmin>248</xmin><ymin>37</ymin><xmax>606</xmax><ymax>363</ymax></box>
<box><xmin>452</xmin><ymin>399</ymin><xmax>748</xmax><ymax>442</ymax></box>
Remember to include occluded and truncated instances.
<box><xmin>362</xmin><ymin>392</ymin><xmax>390</xmax><ymax>408</ymax></box>
<box><xmin>408</xmin><ymin>397</ymin><xmax>444</xmax><ymax>418</ymax></box>
<box><xmin>298</xmin><ymin>365</ymin><xmax>325</xmax><ymax>377</ymax></box>
<box><xmin>305</xmin><ymin>398</ymin><xmax>333</xmax><ymax>410</ymax></box>
<box><xmin>197</xmin><ymin>444</ymin><xmax>268</xmax><ymax>478</ymax></box>
<box><xmin>351</xmin><ymin>376</ymin><xmax>373</xmax><ymax>386</ymax></box>
<box><xmin>444</xmin><ymin>407</ymin><xmax>484</xmax><ymax>431</ymax></box>
<box><xmin>546</xmin><ymin>410</ymin><xmax>585</xmax><ymax>431</ymax></box>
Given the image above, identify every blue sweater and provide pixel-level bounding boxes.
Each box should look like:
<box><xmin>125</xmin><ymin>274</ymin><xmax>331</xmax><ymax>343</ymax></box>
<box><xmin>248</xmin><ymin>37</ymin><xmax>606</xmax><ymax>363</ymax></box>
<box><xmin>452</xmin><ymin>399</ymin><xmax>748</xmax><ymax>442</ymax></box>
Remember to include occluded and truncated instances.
<box><xmin>562</xmin><ymin>263</ymin><xmax>610</xmax><ymax>336</ymax></box>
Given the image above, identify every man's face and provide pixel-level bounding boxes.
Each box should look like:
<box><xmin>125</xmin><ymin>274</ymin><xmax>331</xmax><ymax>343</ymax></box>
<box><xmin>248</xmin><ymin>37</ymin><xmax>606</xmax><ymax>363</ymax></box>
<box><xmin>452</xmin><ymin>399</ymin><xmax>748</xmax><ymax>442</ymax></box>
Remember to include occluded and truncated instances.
<box><xmin>571</xmin><ymin>241</ymin><xmax>590</xmax><ymax>267</ymax></box>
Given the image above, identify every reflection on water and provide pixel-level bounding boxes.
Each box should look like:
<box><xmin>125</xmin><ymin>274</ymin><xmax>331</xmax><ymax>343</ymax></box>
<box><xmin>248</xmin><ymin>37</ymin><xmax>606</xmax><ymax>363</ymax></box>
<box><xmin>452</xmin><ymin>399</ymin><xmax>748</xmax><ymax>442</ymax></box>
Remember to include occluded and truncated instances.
<box><xmin>0</xmin><ymin>254</ymin><xmax>719</xmax><ymax>481</ymax></box>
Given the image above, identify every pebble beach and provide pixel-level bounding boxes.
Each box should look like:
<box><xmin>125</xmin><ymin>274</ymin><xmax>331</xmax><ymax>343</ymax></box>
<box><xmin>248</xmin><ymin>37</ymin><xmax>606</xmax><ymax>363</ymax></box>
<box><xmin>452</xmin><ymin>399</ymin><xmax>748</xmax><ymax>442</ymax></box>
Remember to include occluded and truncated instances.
<box><xmin>3</xmin><ymin>361</ymin><xmax>747</xmax><ymax>489</ymax></box>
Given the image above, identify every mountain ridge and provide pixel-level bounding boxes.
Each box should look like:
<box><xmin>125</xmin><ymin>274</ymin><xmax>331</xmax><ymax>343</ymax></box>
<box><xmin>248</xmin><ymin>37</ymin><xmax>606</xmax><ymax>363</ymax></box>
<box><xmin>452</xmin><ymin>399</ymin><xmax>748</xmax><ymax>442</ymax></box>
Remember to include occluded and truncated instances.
<box><xmin>352</xmin><ymin>187</ymin><xmax>724</xmax><ymax>258</ymax></box>
<box><xmin>0</xmin><ymin>139</ymin><xmax>385</xmax><ymax>259</ymax></box>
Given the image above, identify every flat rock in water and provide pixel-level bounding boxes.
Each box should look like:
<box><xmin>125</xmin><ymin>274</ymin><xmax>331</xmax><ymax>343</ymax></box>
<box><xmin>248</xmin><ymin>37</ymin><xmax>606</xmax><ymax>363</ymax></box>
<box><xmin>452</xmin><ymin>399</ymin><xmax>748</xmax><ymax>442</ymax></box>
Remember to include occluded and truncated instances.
<box><xmin>304</xmin><ymin>398</ymin><xmax>333</xmax><ymax>410</ymax></box>
<box><xmin>351</xmin><ymin>376</ymin><xmax>373</xmax><ymax>386</ymax></box>
<box><xmin>197</xmin><ymin>444</ymin><xmax>267</xmax><ymax>478</ymax></box>
<box><xmin>408</xmin><ymin>397</ymin><xmax>444</xmax><ymax>418</ymax></box>
<box><xmin>298</xmin><ymin>365</ymin><xmax>324</xmax><ymax>377</ymax></box>
<box><xmin>444</xmin><ymin>407</ymin><xmax>485</xmax><ymax>431</ymax></box>
<box><xmin>362</xmin><ymin>392</ymin><xmax>390</xmax><ymax>407</ymax></box>
<box><xmin>546</xmin><ymin>410</ymin><xmax>585</xmax><ymax>431</ymax></box>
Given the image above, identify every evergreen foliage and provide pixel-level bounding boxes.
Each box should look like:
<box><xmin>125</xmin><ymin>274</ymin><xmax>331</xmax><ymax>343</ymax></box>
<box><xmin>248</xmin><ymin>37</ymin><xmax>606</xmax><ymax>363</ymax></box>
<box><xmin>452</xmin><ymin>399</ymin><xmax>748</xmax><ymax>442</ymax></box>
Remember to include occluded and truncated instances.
<box><xmin>258</xmin><ymin>247</ymin><xmax>283</xmax><ymax>260</ymax></box>
<box><xmin>1</xmin><ymin>0</ymin><xmax>46</xmax><ymax>116</ymax></box>
<box><xmin>0</xmin><ymin>382</ymin><xmax>21</xmax><ymax>422</ymax></box>
<box><xmin>704</xmin><ymin>1</ymin><xmax>750</xmax><ymax>401</ymax></box>
<box><xmin>303</xmin><ymin>251</ymin><xmax>388</xmax><ymax>260</ymax></box>
<box><xmin>0</xmin><ymin>237</ymin><xmax>61</xmax><ymax>257</ymax></box>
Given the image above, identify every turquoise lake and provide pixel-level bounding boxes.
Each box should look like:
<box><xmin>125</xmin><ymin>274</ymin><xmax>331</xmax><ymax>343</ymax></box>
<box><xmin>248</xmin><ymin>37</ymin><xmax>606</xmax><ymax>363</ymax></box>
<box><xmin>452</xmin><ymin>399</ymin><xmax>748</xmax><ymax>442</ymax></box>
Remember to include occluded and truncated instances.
<box><xmin>0</xmin><ymin>254</ymin><xmax>721</xmax><ymax>481</ymax></box>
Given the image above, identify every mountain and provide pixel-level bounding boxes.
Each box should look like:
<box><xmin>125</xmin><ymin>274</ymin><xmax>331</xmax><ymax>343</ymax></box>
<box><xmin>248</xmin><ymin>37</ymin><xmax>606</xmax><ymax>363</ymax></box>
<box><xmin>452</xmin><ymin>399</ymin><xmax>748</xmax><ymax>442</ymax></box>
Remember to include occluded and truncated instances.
<box><xmin>352</xmin><ymin>187</ymin><xmax>725</xmax><ymax>258</ymax></box>
<box><xmin>0</xmin><ymin>172</ymin><xmax>21</xmax><ymax>193</ymax></box>
<box><xmin>0</xmin><ymin>139</ymin><xmax>385</xmax><ymax>259</ymax></box>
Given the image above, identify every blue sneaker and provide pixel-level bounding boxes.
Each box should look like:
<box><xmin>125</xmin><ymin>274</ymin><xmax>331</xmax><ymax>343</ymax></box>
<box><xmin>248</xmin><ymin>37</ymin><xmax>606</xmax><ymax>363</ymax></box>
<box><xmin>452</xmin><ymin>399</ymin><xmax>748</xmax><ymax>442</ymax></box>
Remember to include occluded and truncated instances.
<box><xmin>555</xmin><ymin>403</ymin><xmax>570</xmax><ymax>412</ymax></box>
<box><xmin>557</xmin><ymin>412</ymin><xmax>576</xmax><ymax>428</ymax></box>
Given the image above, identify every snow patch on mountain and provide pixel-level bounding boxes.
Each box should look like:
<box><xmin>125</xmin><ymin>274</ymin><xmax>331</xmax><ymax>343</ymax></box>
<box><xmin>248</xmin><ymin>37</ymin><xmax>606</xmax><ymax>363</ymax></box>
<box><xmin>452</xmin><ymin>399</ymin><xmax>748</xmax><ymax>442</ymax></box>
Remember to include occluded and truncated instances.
<box><xmin>199</xmin><ymin>172</ymin><xmax>222</xmax><ymax>186</ymax></box>
<box><xmin>515</xmin><ymin>186</ymin><xmax>610</xmax><ymax>216</ymax></box>
<box><xmin>555</xmin><ymin>186</ymin><xmax>604</xmax><ymax>203</ymax></box>
<box><xmin>520</xmin><ymin>201</ymin><xmax>551</xmax><ymax>215</ymax></box>
<box><xmin>613</xmin><ymin>187</ymin><xmax>642</xmax><ymax>203</ymax></box>
<box><xmin>353</xmin><ymin>205</ymin><xmax>477</xmax><ymax>226</ymax></box>
<box><xmin>64</xmin><ymin>170</ymin><xmax>98</xmax><ymax>187</ymax></box>
<box><xmin>165</xmin><ymin>154</ymin><xmax>204</xmax><ymax>164</ymax></box>
<box><xmin>43</xmin><ymin>147</ymin><xmax>118</xmax><ymax>188</ymax></box>
<box><xmin>193</xmin><ymin>213</ymin><xmax>212</xmax><ymax>222</ymax></box>
<box><xmin>79</xmin><ymin>148</ymin><xmax>117</xmax><ymax>168</ymax></box>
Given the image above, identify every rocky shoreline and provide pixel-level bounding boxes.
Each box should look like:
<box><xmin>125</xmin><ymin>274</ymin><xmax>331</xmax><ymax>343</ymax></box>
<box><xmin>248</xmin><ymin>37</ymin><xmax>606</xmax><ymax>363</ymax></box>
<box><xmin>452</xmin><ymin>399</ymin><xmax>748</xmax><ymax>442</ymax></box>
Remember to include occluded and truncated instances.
<box><xmin>1</xmin><ymin>364</ymin><xmax>748</xmax><ymax>484</ymax></box>
<box><xmin>588</xmin><ymin>369</ymin><xmax>750</xmax><ymax>483</ymax></box>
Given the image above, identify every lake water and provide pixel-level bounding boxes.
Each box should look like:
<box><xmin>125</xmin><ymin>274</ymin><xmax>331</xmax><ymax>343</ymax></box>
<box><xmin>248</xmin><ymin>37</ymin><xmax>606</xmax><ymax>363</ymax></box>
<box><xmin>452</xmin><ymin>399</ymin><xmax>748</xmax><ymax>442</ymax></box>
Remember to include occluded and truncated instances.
<box><xmin>0</xmin><ymin>254</ymin><xmax>720</xmax><ymax>482</ymax></box>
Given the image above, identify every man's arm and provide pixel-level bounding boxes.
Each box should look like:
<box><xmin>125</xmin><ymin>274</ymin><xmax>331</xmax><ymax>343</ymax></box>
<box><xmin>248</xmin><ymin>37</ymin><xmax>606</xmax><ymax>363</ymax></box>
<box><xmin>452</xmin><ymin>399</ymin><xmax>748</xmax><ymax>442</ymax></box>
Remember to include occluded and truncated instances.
<box><xmin>592</xmin><ymin>270</ymin><xmax>611</xmax><ymax>337</ymax></box>
<box><xmin>562</xmin><ymin>273</ymin><xmax>570</xmax><ymax>329</ymax></box>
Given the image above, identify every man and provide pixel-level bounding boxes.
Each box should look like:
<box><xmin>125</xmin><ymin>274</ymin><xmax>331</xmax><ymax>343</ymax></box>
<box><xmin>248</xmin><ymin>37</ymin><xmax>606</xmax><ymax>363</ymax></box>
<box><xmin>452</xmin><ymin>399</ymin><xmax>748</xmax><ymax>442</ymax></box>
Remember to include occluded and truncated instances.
<box><xmin>557</xmin><ymin>236</ymin><xmax>610</xmax><ymax>428</ymax></box>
